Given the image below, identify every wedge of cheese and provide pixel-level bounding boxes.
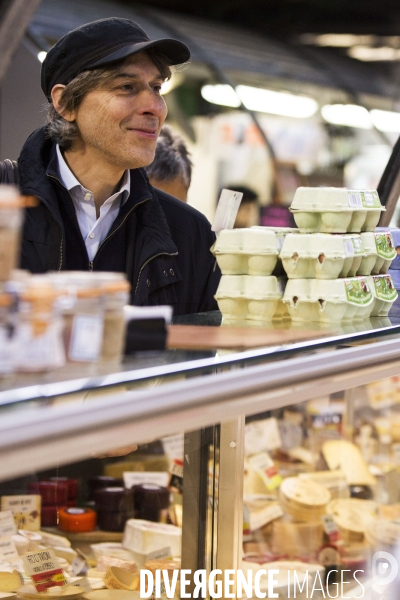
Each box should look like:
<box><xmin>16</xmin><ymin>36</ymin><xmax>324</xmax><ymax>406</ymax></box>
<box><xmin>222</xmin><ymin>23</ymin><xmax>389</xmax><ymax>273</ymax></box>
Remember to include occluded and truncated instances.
<box><xmin>322</xmin><ymin>440</ymin><xmax>376</xmax><ymax>486</ymax></box>
<box><xmin>0</xmin><ymin>571</ymin><xmax>21</xmax><ymax>593</ymax></box>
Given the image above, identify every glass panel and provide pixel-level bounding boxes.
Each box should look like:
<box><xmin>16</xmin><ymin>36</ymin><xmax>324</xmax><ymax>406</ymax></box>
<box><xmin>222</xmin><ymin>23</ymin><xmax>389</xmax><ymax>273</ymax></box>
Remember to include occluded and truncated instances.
<box><xmin>0</xmin><ymin>425</ymin><xmax>218</xmax><ymax>599</ymax></box>
<box><xmin>241</xmin><ymin>376</ymin><xmax>400</xmax><ymax>600</ymax></box>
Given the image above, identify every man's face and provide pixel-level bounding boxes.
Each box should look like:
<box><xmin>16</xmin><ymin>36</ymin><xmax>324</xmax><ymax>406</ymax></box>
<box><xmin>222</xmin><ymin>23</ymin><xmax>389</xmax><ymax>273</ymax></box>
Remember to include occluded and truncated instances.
<box><xmin>67</xmin><ymin>52</ymin><xmax>168</xmax><ymax>169</ymax></box>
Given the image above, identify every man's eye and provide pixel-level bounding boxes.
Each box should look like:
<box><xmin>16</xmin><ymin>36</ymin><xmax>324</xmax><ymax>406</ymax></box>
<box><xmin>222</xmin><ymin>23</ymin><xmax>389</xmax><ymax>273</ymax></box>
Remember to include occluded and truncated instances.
<box><xmin>153</xmin><ymin>84</ymin><xmax>163</xmax><ymax>94</ymax></box>
<box><xmin>120</xmin><ymin>83</ymin><xmax>134</xmax><ymax>91</ymax></box>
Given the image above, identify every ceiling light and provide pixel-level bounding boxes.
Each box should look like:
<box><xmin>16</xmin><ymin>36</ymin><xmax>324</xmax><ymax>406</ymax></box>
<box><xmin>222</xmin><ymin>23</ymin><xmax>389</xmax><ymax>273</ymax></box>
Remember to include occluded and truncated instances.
<box><xmin>321</xmin><ymin>104</ymin><xmax>373</xmax><ymax>129</ymax></box>
<box><xmin>348</xmin><ymin>46</ymin><xmax>400</xmax><ymax>61</ymax></box>
<box><xmin>370</xmin><ymin>109</ymin><xmax>400</xmax><ymax>132</ymax></box>
<box><xmin>201</xmin><ymin>84</ymin><xmax>318</xmax><ymax>118</ymax></box>
<box><xmin>37</xmin><ymin>51</ymin><xmax>47</xmax><ymax>63</ymax></box>
<box><xmin>299</xmin><ymin>34</ymin><xmax>376</xmax><ymax>47</ymax></box>
<box><xmin>201</xmin><ymin>84</ymin><xmax>241</xmax><ymax>108</ymax></box>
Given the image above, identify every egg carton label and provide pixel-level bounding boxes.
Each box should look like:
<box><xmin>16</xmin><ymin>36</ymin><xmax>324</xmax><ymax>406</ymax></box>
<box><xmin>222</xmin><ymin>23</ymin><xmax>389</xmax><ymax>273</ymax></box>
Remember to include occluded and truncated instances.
<box><xmin>374</xmin><ymin>232</ymin><xmax>396</xmax><ymax>259</ymax></box>
<box><xmin>373</xmin><ymin>275</ymin><xmax>398</xmax><ymax>301</ymax></box>
<box><xmin>344</xmin><ymin>235</ymin><xmax>364</xmax><ymax>256</ymax></box>
<box><xmin>344</xmin><ymin>278</ymin><xmax>372</xmax><ymax>305</ymax></box>
<box><xmin>348</xmin><ymin>190</ymin><xmax>381</xmax><ymax>209</ymax></box>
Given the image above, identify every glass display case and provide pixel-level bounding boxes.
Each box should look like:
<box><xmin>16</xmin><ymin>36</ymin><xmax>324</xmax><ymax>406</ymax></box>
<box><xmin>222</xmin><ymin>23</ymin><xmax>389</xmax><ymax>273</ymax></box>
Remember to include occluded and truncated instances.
<box><xmin>1</xmin><ymin>310</ymin><xmax>400</xmax><ymax>598</ymax></box>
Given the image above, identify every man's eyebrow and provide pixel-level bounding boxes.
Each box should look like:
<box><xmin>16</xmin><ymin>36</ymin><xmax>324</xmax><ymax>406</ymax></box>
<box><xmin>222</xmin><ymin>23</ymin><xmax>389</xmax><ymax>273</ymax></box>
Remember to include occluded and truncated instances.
<box><xmin>113</xmin><ymin>72</ymin><xmax>164</xmax><ymax>80</ymax></box>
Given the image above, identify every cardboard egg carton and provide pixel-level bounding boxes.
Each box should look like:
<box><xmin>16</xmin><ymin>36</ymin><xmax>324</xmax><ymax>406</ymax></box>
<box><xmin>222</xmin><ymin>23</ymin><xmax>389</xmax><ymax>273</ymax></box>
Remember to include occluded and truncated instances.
<box><xmin>290</xmin><ymin>187</ymin><xmax>385</xmax><ymax>233</ymax></box>
<box><xmin>215</xmin><ymin>275</ymin><xmax>288</xmax><ymax>321</ymax></box>
<box><xmin>283</xmin><ymin>277</ymin><xmax>374</xmax><ymax>323</ymax></box>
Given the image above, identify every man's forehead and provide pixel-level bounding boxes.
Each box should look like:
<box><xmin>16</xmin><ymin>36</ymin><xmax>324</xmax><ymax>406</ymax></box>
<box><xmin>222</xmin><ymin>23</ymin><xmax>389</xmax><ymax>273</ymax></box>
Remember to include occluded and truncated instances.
<box><xmin>112</xmin><ymin>54</ymin><xmax>163</xmax><ymax>79</ymax></box>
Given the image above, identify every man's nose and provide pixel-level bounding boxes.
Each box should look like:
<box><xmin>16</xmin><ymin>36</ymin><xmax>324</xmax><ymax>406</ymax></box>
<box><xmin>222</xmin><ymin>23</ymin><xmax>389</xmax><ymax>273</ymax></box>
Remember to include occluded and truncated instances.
<box><xmin>138</xmin><ymin>89</ymin><xmax>167</xmax><ymax>119</ymax></box>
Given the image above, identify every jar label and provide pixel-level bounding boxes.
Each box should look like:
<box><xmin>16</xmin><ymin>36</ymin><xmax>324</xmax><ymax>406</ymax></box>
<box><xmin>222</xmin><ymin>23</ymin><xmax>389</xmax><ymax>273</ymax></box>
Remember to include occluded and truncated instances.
<box><xmin>69</xmin><ymin>314</ymin><xmax>103</xmax><ymax>362</ymax></box>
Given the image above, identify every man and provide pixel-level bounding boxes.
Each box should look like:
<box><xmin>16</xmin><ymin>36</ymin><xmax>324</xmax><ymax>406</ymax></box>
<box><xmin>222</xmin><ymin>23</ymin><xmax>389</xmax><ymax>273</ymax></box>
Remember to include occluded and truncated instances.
<box><xmin>18</xmin><ymin>18</ymin><xmax>220</xmax><ymax>315</ymax></box>
<box><xmin>145</xmin><ymin>125</ymin><xmax>192</xmax><ymax>202</ymax></box>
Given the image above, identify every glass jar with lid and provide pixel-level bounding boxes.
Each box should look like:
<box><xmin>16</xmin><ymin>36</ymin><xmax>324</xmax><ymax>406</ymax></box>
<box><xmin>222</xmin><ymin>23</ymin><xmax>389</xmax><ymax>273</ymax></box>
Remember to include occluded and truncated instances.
<box><xmin>0</xmin><ymin>185</ymin><xmax>24</xmax><ymax>282</ymax></box>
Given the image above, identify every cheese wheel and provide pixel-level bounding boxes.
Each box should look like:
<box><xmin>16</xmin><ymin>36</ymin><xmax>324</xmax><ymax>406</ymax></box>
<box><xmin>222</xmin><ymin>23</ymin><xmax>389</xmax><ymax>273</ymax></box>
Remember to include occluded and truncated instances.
<box><xmin>103</xmin><ymin>566</ymin><xmax>139</xmax><ymax>591</ymax></box>
<box><xmin>327</xmin><ymin>499</ymin><xmax>376</xmax><ymax>534</ymax></box>
<box><xmin>0</xmin><ymin>572</ymin><xmax>21</xmax><ymax>593</ymax></box>
<box><xmin>83</xmin><ymin>592</ymin><xmax>140</xmax><ymax>600</ymax></box>
<box><xmin>366</xmin><ymin>519</ymin><xmax>400</xmax><ymax>548</ymax></box>
<box><xmin>17</xmin><ymin>531</ymin><xmax>42</xmax><ymax>552</ymax></box>
<box><xmin>17</xmin><ymin>585</ymin><xmax>85</xmax><ymax>599</ymax></box>
<box><xmin>58</xmin><ymin>507</ymin><xmax>96</xmax><ymax>533</ymax></box>
<box><xmin>96</xmin><ymin>556</ymin><xmax>137</xmax><ymax>574</ymax></box>
<box><xmin>280</xmin><ymin>477</ymin><xmax>331</xmax><ymax>508</ymax></box>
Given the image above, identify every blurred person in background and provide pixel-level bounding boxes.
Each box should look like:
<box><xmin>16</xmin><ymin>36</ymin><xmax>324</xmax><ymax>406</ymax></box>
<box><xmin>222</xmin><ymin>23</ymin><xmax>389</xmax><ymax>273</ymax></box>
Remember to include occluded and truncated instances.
<box><xmin>225</xmin><ymin>185</ymin><xmax>260</xmax><ymax>228</ymax></box>
<box><xmin>145</xmin><ymin>125</ymin><xmax>192</xmax><ymax>202</ymax></box>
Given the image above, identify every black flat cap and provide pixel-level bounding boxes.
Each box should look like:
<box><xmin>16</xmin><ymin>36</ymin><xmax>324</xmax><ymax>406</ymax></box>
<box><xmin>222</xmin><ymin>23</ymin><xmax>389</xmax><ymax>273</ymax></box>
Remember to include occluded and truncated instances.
<box><xmin>41</xmin><ymin>17</ymin><xmax>190</xmax><ymax>98</ymax></box>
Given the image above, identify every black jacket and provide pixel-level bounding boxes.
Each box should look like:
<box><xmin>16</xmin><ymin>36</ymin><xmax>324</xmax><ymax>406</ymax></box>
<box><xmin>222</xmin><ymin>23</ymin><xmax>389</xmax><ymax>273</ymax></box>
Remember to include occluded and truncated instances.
<box><xmin>18</xmin><ymin>127</ymin><xmax>220</xmax><ymax>315</ymax></box>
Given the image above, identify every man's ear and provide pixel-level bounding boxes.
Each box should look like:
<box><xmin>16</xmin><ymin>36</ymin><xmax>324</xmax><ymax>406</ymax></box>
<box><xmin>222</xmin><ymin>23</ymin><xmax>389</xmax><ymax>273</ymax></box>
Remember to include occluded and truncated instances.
<box><xmin>51</xmin><ymin>84</ymin><xmax>75</xmax><ymax>121</ymax></box>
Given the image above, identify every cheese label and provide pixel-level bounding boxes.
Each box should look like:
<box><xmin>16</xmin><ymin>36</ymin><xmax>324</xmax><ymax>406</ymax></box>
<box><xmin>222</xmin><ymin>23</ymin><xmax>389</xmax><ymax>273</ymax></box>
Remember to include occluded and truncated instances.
<box><xmin>146</xmin><ymin>547</ymin><xmax>172</xmax><ymax>561</ymax></box>
<box><xmin>245</xmin><ymin>418</ymin><xmax>282</xmax><ymax>456</ymax></box>
<box><xmin>250</xmin><ymin>504</ymin><xmax>284</xmax><ymax>531</ymax></box>
<box><xmin>321</xmin><ymin>514</ymin><xmax>342</xmax><ymax>543</ymax></box>
<box><xmin>123</xmin><ymin>472</ymin><xmax>169</xmax><ymax>489</ymax></box>
<box><xmin>22</xmin><ymin>549</ymin><xmax>67</xmax><ymax>592</ymax></box>
<box><xmin>0</xmin><ymin>511</ymin><xmax>17</xmax><ymax>537</ymax></box>
<box><xmin>71</xmin><ymin>556</ymin><xmax>87</xmax><ymax>577</ymax></box>
<box><xmin>0</xmin><ymin>537</ymin><xmax>18</xmax><ymax>560</ymax></box>
<box><xmin>248</xmin><ymin>452</ymin><xmax>282</xmax><ymax>490</ymax></box>
<box><xmin>1</xmin><ymin>495</ymin><xmax>41</xmax><ymax>531</ymax></box>
<box><xmin>169</xmin><ymin>460</ymin><xmax>184</xmax><ymax>494</ymax></box>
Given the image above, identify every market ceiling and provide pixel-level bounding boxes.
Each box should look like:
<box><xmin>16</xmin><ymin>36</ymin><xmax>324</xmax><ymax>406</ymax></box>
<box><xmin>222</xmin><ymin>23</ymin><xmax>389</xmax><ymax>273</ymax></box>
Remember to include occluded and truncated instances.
<box><xmin>121</xmin><ymin>0</ymin><xmax>400</xmax><ymax>37</ymax></box>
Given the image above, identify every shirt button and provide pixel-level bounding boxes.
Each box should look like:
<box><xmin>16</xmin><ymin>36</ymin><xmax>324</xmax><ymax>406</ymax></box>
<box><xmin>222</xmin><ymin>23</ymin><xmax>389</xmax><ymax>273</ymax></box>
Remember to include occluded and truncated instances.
<box><xmin>146</xmin><ymin>279</ymin><xmax>151</xmax><ymax>287</ymax></box>
<box><xmin>170</xmin><ymin>269</ymin><xmax>175</xmax><ymax>276</ymax></box>
<box><xmin>163</xmin><ymin>270</ymin><xmax>168</xmax><ymax>277</ymax></box>
<box><xmin>89</xmin><ymin>233</ymin><xmax>94</xmax><ymax>239</ymax></box>
<box><xmin>84</xmin><ymin>192</ymin><xmax>91</xmax><ymax>201</ymax></box>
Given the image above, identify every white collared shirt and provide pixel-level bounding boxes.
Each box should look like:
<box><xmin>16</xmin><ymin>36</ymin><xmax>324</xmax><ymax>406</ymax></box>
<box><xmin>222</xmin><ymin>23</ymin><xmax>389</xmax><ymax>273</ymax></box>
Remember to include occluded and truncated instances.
<box><xmin>56</xmin><ymin>145</ymin><xmax>130</xmax><ymax>262</ymax></box>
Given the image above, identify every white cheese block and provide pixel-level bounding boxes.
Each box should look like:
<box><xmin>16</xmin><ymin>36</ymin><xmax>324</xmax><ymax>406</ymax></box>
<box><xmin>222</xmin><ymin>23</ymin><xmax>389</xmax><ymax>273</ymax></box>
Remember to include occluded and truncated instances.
<box><xmin>17</xmin><ymin>531</ymin><xmax>42</xmax><ymax>552</ymax></box>
<box><xmin>53</xmin><ymin>546</ymin><xmax>78</xmax><ymax>564</ymax></box>
<box><xmin>96</xmin><ymin>555</ymin><xmax>137</xmax><ymax>573</ymax></box>
<box><xmin>90</xmin><ymin>543</ymin><xmax>135</xmax><ymax>562</ymax></box>
<box><xmin>322</xmin><ymin>440</ymin><xmax>376</xmax><ymax>486</ymax></box>
<box><xmin>123</xmin><ymin>519</ymin><xmax>181</xmax><ymax>557</ymax></box>
<box><xmin>39</xmin><ymin>531</ymin><xmax>71</xmax><ymax>548</ymax></box>
<box><xmin>0</xmin><ymin>571</ymin><xmax>21</xmax><ymax>592</ymax></box>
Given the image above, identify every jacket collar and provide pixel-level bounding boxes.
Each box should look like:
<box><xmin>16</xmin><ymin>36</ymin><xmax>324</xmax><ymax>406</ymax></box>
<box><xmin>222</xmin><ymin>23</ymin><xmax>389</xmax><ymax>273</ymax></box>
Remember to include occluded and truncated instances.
<box><xmin>18</xmin><ymin>125</ymin><xmax>178</xmax><ymax>263</ymax></box>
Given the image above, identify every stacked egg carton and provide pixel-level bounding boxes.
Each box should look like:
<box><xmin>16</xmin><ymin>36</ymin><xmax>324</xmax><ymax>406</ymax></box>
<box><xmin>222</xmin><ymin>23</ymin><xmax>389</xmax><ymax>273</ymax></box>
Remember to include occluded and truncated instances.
<box><xmin>281</xmin><ymin>187</ymin><xmax>398</xmax><ymax>323</ymax></box>
<box><xmin>211</xmin><ymin>227</ymin><xmax>296</xmax><ymax>321</ymax></box>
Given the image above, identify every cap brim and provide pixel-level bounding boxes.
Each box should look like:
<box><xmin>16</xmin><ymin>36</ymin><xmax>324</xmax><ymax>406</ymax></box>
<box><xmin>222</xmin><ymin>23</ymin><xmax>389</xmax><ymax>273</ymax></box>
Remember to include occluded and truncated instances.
<box><xmin>86</xmin><ymin>38</ymin><xmax>190</xmax><ymax>69</ymax></box>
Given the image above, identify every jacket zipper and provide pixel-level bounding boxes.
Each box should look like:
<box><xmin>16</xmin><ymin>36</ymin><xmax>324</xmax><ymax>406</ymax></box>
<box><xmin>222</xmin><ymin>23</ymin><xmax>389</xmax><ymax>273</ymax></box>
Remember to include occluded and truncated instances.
<box><xmin>134</xmin><ymin>251</ymin><xmax>178</xmax><ymax>297</ymax></box>
<box><xmin>92</xmin><ymin>198</ymin><xmax>150</xmax><ymax>267</ymax></box>
<box><xmin>47</xmin><ymin>173</ymin><xmax>78</xmax><ymax>272</ymax></box>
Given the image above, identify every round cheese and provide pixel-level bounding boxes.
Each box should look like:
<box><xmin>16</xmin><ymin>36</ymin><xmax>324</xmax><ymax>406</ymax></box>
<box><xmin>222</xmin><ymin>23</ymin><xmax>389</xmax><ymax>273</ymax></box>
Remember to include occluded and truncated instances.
<box><xmin>327</xmin><ymin>499</ymin><xmax>376</xmax><ymax>534</ymax></box>
<box><xmin>280</xmin><ymin>477</ymin><xmax>331</xmax><ymax>508</ymax></box>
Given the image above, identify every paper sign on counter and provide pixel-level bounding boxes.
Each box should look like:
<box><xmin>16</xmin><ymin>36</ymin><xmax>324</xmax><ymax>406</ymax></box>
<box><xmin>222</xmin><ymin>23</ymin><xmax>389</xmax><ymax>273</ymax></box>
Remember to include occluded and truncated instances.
<box><xmin>0</xmin><ymin>512</ymin><xmax>17</xmax><ymax>537</ymax></box>
<box><xmin>22</xmin><ymin>549</ymin><xmax>66</xmax><ymax>592</ymax></box>
<box><xmin>123</xmin><ymin>472</ymin><xmax>169</xmax><ymax>489</ymax></box>
<box><xmin>0</xmin><ymin>538</ymin><xmax>18</xmax><ymax>560</ymax></box>
<box><xmin>162</xmin><ymin>434</ymin><xmax>184</xmax><ymax>461</ymax></box>
<box><xmin>1</xmin><ymin>496</ymin><xmax>41</xmax><ymax>531</ymax></box>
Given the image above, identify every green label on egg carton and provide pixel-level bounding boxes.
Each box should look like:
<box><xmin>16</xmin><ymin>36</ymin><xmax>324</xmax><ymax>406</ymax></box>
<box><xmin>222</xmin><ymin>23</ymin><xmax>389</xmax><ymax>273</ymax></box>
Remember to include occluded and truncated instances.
<box><xmin>344</xmin><ymin>278</ymin><xmax>372</xmax><ymax>305</ymax></box>
<box><xmin>373</xmin><ymin>275</ymin><xmax>397</xmax><ymax>301</ymax></box>
<box><xmin>348</xmin><ymin>190</ymin><xmax>381</xmax><ymax>209</ymax></box>
<box><xmin>374</xmin><ymin>232</ymin><xmax>396</xmax><ymax>259</ymax></box>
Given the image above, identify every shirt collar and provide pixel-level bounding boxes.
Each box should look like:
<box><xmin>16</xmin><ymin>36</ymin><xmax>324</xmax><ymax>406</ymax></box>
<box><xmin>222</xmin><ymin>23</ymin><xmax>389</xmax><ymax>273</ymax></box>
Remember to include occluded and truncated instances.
<box><xmin>56</xmin><ymin>144</ymin><xmax>130</xmax><ymax>201</ymax></box>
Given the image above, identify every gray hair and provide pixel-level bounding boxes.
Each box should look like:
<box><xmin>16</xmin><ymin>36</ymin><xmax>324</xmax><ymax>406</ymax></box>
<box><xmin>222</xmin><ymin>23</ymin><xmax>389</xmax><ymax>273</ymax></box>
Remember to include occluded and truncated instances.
<box><xmin>46</xmin><ymin>49</ymin><xmax>172</xmax><ymax>150</ymax></box>
<box><xmin>145</xmin><ymin>125</ymin><xmax>192</xmax><ymax>187</ymax></box>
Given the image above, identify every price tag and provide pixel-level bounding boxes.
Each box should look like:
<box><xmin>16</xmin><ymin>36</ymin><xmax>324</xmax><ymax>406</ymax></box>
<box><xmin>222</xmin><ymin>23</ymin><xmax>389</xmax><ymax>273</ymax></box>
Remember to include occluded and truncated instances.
<box><xmin>212</xmin><ymin>189</ymin><xmax>243</xmax><ymax>232</ymax></box>
<box><xmin>162</xmin><ymin>434</ymin><xmax>184</xmax><ymax>461</ymax></box>
<box><xmin>22</xmin><ymin>549</ymin><xmax>67</xmax><ymax>592</ymax></box>
<box><xmin>245</xmin><ymin>418</ymin><xmax>282</xmax><ymax>456</ymax></box>
<box><xmin>243</xmin><ymin>505</ymin><xmax>252</xmax><ymax>542</ymax></box>
<box><xmin>71</xmin><ymin>556</ymin><xmax>87</xmax><ymax>577</ymax></box>
<box><xmin>321</xmin><ymin>515</ymin><xmax>342</xmax><ymax>544</ymax></box>
<box><xmin>1</xmin><ymin>495</ymin><xmax>41</xmax><ymax>531</ymax></box>
<box><xmin>0</xmin><ymin>537</ymin><xmax>18</xmax><ymax>560</ymax></box>
<box><xmin>0</xmin><ymin>511</ymin><xmax>17</xmax><ymax>537</ymax></box>
<box><xmin>248</xmin><ymin>452</ymin><xmax>282</xmax><ymax>490</ymax></box>
<box><xmin>69</xmin><ymin>315</ymin><xmax>103</xmax><ymax>362</ymax></box>
<box><xmin>69</xmin><ymin>577</ymin><xmax>92</xmax><ymax>592</ymax></box>
<box><xmin>123</xmin><ymin>472</ymin><xmax>169</xmax><ymax>489</ymax></box>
